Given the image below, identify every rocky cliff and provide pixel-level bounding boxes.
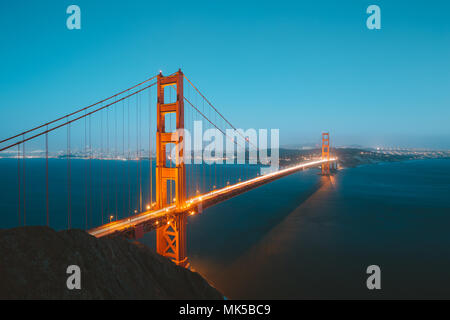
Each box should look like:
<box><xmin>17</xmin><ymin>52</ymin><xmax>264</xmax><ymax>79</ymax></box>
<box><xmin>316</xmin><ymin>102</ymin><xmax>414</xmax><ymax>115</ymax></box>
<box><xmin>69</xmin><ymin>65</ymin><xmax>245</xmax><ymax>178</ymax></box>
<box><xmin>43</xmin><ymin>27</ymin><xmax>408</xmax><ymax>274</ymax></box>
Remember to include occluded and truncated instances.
<box><xmin>0</xmin><ymin>226</ymin><xmax>223</xmax><ymax>299</ymax></box>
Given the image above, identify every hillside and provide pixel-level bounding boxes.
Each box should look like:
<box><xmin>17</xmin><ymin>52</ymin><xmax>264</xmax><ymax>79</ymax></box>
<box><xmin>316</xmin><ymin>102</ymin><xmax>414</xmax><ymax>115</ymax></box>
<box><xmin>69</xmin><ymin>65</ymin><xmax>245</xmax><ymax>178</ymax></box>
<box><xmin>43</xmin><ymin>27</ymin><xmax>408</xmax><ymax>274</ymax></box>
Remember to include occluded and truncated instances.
<box><xmin>0</xmin><ymin>226</ymin><xmax>223</xmax><ymax>299</ymax></box>
<box><xmin>279</xmin><ymin>147</ymin><xmax>450</xmax><ymax>168</ymax></box>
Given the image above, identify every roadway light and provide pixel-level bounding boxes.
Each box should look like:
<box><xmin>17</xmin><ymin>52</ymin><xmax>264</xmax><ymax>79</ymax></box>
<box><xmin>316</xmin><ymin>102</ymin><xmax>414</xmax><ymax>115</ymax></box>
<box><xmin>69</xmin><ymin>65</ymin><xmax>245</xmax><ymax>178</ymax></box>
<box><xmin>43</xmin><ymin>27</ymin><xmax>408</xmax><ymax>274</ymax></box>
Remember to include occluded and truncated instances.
<box><xmin>109</xmin><ymin>215</ymin><xmax>114</xmax><ymax>222</ymax></box>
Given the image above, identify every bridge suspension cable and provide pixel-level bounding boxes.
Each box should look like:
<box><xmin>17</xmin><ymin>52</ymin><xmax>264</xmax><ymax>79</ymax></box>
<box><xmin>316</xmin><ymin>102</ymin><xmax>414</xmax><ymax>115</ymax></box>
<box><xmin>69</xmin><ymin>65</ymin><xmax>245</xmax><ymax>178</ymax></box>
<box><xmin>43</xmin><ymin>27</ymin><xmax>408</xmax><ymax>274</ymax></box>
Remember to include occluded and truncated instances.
<box><xmin>0</xmin><ymin>81</ymin><xmax>157</xmax><ymax>152</ymax></box>
<box><xmin>0</xmin><ymin>74</ymin><xmax>159</xmax><ymax>146</ymax></box>
<box><xmin>183</xmin><ymin>95</ymin><xmax>242</xmax><ymax>148</ymax></box>
<box><xmin>183</xmin><ymin>74</ymin><xmax>257</xmax><ymax>149</ymax></box>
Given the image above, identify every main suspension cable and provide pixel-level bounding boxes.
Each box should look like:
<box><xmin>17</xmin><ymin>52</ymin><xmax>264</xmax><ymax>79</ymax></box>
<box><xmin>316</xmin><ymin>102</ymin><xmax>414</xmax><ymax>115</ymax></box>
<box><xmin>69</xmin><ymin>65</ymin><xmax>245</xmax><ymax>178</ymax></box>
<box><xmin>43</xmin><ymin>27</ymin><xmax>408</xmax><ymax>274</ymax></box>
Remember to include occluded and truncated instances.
<box><xmin>0</xmin><ymin>75</ymin><xmax>159</xmax><ymax>146</ymax></box>
<box><xmin>0</xmin><ymin>82</ymin><xmax>157</xmax><ymax>152</ymax></box>
<box><xmin>183</xmin><ymin>96</ymin><xmax>243</xmax><ymax>148</ymax></box>
<box><xmin>183</xmin><ymin>74</ymin><xmax>257</xmax><ymax>149</ymax></box>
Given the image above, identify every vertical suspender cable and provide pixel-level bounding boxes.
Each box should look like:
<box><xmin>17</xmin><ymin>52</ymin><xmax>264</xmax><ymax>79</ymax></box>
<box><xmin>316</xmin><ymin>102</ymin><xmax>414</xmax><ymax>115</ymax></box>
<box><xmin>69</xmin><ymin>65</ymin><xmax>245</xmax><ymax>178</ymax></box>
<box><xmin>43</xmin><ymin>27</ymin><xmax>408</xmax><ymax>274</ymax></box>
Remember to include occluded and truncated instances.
<box><xmin>136</xmin><ymin>95</ymin><xmax>139</xmax><ymax>211</ymax></box>
<box><xmin>106</xmin><ymin>106</ymin><xmax>110</xmax><ymax>218</ymax></box>
<box><xmin>46</xmin><ymin>126</ymin><xmax>49</xmax><ymax>226</ymax></box>
<box><xmin>67</xmin><ymin>117</ymin><xmax>71</xmax><ymax>229</ymax></box>
<box><xmin>89</xmin><ymin>114</ymin><xmax>92</xmax><ymax>228</ymax></box>
<box><xmin>202</xmin><ymin>99</ymin><xmax>205</xmax><ymax>193</ymax></box>
<box><xmin>17</xmin><ymin>144</ymin><xmax>21</xmax><ymax>226</ymax></box>
<box><xmin>209</xmin><ymin>105</ymin><xmax>212</xmax><ymax>190</ymax></box>
<box><xmin>170</xmin><ymin>92</ymin><xmax>173</xmax><ymax>204</ymax></box>
<box><xmin>84</xmin><ymin>112</ymin><xmax>88</xmax><ymax>229</ymax></box>
<box><xmin>22</xmin><ymin>135</ymin><xmax>26</xmax><ymax>226</ymax></box>
<box><xmin>100</xmin><ymin>111</ymin><xmax>104</xmax><ymax>223</ymax></box>
<box><xmin>128</xmin><ymin>98</ymin><xmax>131</xmax><ymax>215</ymax></box>
<box><xmin>123</xmin><ymin>98</ymin><xmax>126</xmax><ymax>217</ymax></box>
<box><xmin>139</xmin><ymin>94</ymin><xmax>142</xmax><ymax>212</ymax></box>
<box><xmin>114</xmin><ymin>98</ymin><xmax>119</xmax><ymax>220</ymax></box>
<box><xmin>149</xmin><ymin>88</ymin><xmax>153</xmax><ymax>208</ymax></box>
<box><xmin>214</xmin><ymin>111</ymin><xmax>217</xmax><ymax>189</ymax></box>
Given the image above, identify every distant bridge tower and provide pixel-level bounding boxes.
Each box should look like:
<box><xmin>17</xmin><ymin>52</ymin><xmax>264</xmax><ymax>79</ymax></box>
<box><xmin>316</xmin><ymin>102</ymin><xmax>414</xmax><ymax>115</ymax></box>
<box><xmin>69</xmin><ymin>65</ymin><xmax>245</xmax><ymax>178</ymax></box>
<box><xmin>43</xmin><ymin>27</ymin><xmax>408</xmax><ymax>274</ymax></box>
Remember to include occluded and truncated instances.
<box><xmin>321</xmin><ymin>132</ymin><xmax>331</xmax><ymax>175</ymax></box>
<box><xmin>155</xmin><ymin>70</ymin><xmax>188</xmax><ymax>268</ymax></box>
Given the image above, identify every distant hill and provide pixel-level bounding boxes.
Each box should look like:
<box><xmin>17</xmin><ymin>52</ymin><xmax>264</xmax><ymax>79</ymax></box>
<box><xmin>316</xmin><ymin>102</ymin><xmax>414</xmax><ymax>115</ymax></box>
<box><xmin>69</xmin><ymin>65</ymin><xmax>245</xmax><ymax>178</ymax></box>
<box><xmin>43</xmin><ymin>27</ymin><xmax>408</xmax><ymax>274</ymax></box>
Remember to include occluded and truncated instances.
<box><xmin>278</xmin><ymin>147</ymin><xmax>450</xmax><ymax>168</ymax></box>
<box><xmin>0</xmin><ymin>227</ymin><xmax>223</xmax><ymax>299</ymax></box>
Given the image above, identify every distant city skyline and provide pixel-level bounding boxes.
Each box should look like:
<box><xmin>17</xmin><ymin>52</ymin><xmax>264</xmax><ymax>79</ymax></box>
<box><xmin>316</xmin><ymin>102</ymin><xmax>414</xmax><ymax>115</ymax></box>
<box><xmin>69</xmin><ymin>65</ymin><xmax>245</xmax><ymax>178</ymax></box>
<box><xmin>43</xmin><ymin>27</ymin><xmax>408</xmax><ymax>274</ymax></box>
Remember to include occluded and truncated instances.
<box><xmin>1</xmin><ymin>1</ymin><xmax>449</xmax><ymax>149</ymax></box>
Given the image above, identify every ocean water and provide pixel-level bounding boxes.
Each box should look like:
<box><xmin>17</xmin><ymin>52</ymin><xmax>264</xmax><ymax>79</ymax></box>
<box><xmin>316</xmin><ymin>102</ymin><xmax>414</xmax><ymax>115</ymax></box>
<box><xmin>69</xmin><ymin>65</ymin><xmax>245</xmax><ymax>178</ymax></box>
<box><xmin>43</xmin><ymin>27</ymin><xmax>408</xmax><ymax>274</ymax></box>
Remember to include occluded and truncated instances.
<box><xmin>1</xmin><ymin>158</ymin><xmax>450</xmax><ymax>298</ymax></box>
<box><xmin>143</xmin><ymin>159</ymin><xmax>450</xmax><ymax>299</ymax></box>
<box><xmin>0</xmin><ymin>158</ymin><xmax>258</xmax><ymax>230</ymax></box>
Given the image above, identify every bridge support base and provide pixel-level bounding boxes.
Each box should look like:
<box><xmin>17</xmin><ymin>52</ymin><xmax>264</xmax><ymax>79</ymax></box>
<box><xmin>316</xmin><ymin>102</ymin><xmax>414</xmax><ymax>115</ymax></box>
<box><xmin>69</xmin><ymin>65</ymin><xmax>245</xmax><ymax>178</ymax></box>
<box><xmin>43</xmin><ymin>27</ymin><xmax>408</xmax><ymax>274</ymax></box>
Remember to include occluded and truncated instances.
<box><xmin>156</xmin><ymin>215</ymin><xmax>189</xmax><ymax>268</ymax></box>
<box><xmin>321</xmin><ymin>132</ymin><xmax>331</xmax><ymax>175</ymax></box>
<box><xmin>322</xmin><ymin>160</ymin><xmax>338</xmax><ymax>174</ymax></box>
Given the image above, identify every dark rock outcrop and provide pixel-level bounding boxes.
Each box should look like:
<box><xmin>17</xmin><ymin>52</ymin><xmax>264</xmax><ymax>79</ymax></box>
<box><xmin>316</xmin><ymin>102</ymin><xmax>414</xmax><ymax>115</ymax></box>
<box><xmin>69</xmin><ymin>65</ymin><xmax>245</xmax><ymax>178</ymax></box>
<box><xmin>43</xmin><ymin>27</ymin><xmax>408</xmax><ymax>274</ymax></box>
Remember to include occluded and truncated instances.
<box><xmin>0</xmin><ymin>226</ymin><xmax>223</xmax><ymax>299</ymax></box>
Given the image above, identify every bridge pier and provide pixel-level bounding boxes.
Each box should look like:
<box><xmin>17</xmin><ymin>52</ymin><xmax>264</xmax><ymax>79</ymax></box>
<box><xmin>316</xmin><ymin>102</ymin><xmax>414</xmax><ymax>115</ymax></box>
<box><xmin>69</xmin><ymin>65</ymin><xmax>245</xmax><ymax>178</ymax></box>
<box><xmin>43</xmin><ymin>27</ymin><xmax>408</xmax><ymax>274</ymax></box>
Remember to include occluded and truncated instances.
<box><xmin>321</xmin><ymin>132</ymin><xmax>331</xmax><ymax>175</ymax></box>
<box><xmin>332</xmin><ymin>160</ymin><xmax>338</xmax><ymax>171</ymax></box>
<box><xmin>155</xmin><ymin>70</ymin><xmax>189</xmax><ymax>267</ymax></box>
<box><xmin>156</xmin><ymin>214</ymin><xmax>189</xmax><ymax>268</ymax></box>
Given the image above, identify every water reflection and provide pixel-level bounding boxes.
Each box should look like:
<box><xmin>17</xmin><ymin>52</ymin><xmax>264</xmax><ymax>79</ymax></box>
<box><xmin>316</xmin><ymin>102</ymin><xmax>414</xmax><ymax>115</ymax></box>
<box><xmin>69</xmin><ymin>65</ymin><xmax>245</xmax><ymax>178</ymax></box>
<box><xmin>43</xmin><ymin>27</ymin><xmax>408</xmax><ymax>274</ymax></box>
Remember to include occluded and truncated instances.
<box><xmin>179</xmin><ymin>161</ymin><xmax>450</xmax><ymax>299</ymax></box>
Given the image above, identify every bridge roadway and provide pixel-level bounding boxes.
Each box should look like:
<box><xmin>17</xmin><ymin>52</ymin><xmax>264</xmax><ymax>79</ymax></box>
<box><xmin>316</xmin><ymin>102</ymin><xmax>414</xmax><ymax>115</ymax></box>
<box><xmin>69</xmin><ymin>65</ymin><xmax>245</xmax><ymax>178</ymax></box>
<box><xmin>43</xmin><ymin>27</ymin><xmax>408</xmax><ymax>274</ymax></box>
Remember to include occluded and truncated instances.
<box><xmin>88</xmin><ymin>158</ymin><xmax>336</xmax><ymax>239</ymax></box>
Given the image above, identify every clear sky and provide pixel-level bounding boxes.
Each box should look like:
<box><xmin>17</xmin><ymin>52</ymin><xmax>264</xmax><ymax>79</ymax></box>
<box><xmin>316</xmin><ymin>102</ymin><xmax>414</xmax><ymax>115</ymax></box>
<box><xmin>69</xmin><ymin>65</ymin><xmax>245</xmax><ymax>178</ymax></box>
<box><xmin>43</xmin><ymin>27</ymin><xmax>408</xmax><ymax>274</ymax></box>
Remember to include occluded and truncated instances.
<box><xmin>1</xmin><ymin>0</ymin><xmax>449</xmax><ymax>149</ymax></box>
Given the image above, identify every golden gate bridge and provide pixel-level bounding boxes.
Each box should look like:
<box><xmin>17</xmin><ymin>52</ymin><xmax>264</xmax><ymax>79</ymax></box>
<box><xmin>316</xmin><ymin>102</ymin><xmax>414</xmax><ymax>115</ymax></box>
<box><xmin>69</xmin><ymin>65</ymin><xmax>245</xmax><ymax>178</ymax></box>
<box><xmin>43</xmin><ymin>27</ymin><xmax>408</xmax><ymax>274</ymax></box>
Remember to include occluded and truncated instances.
<box><xmin>0</xmin><ymin>69</ymin><xmax>337</xmax><ymax>268</ymax></box>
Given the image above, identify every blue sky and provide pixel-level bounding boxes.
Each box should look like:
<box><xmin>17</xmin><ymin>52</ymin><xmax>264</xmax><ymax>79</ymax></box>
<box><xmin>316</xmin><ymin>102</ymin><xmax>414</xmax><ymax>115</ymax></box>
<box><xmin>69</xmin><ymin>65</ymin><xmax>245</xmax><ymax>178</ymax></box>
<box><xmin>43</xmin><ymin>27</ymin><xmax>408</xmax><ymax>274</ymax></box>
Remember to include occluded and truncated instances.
<box><xmin>0</xmin><ymin>0</ymin><xmax>449</xmax><ymax>149</ymax></box>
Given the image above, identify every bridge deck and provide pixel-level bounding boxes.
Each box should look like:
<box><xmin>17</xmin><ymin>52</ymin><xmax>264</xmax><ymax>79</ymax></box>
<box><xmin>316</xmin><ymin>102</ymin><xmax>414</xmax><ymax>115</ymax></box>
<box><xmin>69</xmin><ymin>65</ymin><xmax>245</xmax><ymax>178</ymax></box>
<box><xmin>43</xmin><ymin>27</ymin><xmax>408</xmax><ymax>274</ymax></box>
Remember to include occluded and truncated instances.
<box><xmin>88</xmin><ymin>158</ymin><xmax>336</xmax><ymax>238</ymax></box>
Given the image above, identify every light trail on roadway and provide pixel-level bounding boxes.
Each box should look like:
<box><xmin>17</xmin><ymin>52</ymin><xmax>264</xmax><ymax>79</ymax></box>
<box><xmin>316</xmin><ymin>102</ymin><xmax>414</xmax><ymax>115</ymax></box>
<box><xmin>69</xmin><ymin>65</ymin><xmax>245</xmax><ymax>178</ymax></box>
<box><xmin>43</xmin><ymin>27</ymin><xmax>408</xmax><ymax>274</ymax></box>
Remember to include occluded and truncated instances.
<box><xmin>88</xmin><ymin>158</ymin><xmax>336</xmax><ymax>238</ymax></box>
